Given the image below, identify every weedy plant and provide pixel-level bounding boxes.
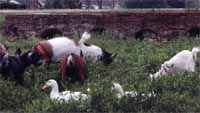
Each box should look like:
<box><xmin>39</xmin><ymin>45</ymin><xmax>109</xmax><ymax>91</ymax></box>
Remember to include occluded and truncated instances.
<box><xmin>0</xmin><ymin>31</ymin><xmax>200</xmax><ymax>113</ymax></box>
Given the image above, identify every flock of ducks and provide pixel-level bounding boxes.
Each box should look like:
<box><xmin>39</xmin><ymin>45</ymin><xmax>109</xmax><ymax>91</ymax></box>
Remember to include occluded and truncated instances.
<box><xmin>41</xmin><ymin>79</ymin><xmax>157</xmax><ymax>103</ymax></box>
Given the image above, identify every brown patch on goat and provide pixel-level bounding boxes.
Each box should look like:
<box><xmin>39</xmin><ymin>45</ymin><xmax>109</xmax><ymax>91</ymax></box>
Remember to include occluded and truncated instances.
<box><xmin>60</xmin><ymin>54</ymin><xmax>86</xmax><ymax>82</ymax></box>
<box><xmin>33</xmin><ymin>41</ymin><xmax>53</xmax><ymax>62</ymax></box>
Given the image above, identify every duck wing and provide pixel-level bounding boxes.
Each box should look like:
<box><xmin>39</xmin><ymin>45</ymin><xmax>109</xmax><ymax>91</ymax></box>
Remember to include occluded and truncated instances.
<box><xmin>60</xmin><ymin>91</ymin><xmax>70</xmax><ymax>95</ymax></box>
<box><xmin>124</xmin><ymin>91</ymin><xmax>138</xmax><ymax>97</ymax></box>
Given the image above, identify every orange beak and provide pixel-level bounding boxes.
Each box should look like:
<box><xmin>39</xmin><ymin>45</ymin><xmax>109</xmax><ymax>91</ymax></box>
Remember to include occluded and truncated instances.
<box><xmin>41</xmin><ymin>85</ymin><xmax>49</xmax><ymax>92</ymax></box>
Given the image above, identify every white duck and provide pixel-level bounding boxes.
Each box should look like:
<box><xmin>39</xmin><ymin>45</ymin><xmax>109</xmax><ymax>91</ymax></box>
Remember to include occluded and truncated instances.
<box><xmin>111</xmin><ymin>82</ymin><xmax>156</xmax><ymax>99</ymax></box>
<box><xmin>42</xmin><ymin>79</ymin><xmax>91</xmax><ymax>103</ymax></box>
<box><xmin>111</xmin><ymin>82</ymin><xmax>138</xmax><ymax>99</ymax></box>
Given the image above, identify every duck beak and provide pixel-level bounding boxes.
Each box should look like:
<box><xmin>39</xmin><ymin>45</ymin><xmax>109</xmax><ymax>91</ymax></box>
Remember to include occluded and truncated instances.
<box><xmin>41</xmin><ymin>85</ymin><xmax>49</xmax><ymax>92</ymax></box>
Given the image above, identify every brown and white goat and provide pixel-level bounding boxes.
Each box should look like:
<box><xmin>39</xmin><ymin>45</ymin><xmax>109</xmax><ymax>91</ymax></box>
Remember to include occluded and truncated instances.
<box><xmin>31</xmin><ymin>32</ymin><xmax>116</xmax><ymax>65</ymax></box>
<box><xmin>32</xmin><ymin>32</ymin><xmax>90</xmax><ymax>63</ymax></box>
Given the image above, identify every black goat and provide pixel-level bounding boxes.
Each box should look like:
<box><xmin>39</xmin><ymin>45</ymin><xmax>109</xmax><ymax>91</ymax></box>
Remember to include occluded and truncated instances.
<box><xmin>0</xmin><ymin>49</ymin><xmax>41</xmax><ymax>85</ymax></box>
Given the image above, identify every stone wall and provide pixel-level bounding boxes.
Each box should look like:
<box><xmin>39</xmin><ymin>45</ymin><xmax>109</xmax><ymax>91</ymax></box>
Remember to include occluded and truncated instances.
<box><xmin>2</xmin><ymin>10</ymin><xmax>200</xmax><ymax>39</ymax></box>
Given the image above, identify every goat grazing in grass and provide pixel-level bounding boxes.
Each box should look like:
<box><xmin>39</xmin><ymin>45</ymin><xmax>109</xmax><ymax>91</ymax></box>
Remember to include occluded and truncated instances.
<box><xmin>31</xmin><ymin>32</ymin><xmax>116</xmax><ymax>65</ymax></box>
<box><xmin>80</xmin><ymin>41</ymin><xmax>117</xmax><ymax>65</ymax></box>
<box><xmin>0</xmin><ymin>48</ymin><xmax>41</xmax><ymax>85</ymax></box>
<box><xmin>60</xmin><ymin>53</ymin><xmax>86</xmax><ymax>83</ymax></box>
<box><xmin>150</xmin><ymin>47</ymin><xmax>200</xmax><ymax>80</ymax></box>
<box><xmin>32</xmin><ymin>32</ymin><xmax>90</xmax><ymax>63</ymax></box>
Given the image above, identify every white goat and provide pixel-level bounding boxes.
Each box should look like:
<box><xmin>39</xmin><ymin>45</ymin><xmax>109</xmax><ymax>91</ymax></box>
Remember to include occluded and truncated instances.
<box><xmin>150</xmin><ymin>47</ymin><xmax>200</xmax><ymax>79</ymax></box>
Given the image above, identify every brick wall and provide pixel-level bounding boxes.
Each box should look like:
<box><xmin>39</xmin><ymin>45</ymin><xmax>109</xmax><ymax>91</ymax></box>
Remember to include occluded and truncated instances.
<box><xmin>2</xmin><ymin>10</ymin><xmax>200</xmax><ymax>39</ymax></box>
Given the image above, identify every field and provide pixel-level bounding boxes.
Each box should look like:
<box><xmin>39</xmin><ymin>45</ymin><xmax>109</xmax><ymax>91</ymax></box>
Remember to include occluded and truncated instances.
<box><xmin>1</xmin><ymin>18</ymin><xmax>200</xmax><ymax>113</ymax></box>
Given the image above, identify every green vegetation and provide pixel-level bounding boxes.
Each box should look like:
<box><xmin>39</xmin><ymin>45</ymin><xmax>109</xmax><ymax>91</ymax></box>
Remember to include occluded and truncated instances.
<box><xmin>1</xmin><ymin>33</ymin><xmax>200</xmax><ymax>113</ymax></box>
<box><xmin>0</xmin><ymin>16</ymin><xmax>4</xmax><ymax>27</ymax></box>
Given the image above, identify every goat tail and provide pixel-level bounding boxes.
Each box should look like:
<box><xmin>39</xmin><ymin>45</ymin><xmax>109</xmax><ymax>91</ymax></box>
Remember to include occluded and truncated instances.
<box><xmin>192</xmin><ymin>47</ymin><xmax>200</xmax><ymax>54</ymax></box>
<box><xmin>78</xmin><ymin>32</ymin><xmax>91</xmax><ymax>44</ymax></box>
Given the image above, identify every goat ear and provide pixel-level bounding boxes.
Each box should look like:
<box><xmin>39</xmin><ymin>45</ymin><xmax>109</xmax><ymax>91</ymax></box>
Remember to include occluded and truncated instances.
<box><xmin>15</xmin><ymin>48</ymin><xmax>21</xmax><ymax>55</ymax></box>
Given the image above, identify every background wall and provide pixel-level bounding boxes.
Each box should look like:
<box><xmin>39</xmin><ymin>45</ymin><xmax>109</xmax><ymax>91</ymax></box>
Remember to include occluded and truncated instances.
<box><xmin>1</xmin><ymin>10</ymin><xmax>200</xmax><ymax>39</ymax></box>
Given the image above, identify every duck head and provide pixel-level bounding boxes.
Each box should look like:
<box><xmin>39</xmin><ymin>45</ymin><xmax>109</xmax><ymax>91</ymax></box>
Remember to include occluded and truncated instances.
<box><xmin>111</xmin><ymin>82</ymin><xmax>124</xmax><ymax>98</ymax></box>
<box><xmin>41</xmin><ymin>79</ymin><xmax>60</xmax><ymax>94</ymax></box>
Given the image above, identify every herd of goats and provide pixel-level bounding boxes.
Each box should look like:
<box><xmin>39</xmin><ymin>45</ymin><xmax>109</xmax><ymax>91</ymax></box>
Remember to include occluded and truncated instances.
<box><xmin>0</xmin><ymin>31</ymin><xmax>199</xmax><ymax>103</ymax></box>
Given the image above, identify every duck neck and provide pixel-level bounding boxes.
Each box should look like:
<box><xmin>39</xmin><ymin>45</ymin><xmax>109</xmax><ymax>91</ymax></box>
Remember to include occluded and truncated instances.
<box><xmin>50</xmin><ymin>83</ymin><xmax>59</xmax><ymax>97</ymax></box>
<box><xmin>116</xmin><ymin>88</ymin><xmax>124</xmax><ymax>98</ymax></box>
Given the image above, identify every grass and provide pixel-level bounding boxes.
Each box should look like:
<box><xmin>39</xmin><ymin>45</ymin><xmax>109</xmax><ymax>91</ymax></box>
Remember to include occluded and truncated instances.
<box><xmin>1</xmin><ymin>32</ymin><xmax>200</xmax><ymax>113</ymax></box>
<box><xmin>0</xmin><ymin>16</ymin><xmax>4</xmax><ymax>25</ymax></box>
